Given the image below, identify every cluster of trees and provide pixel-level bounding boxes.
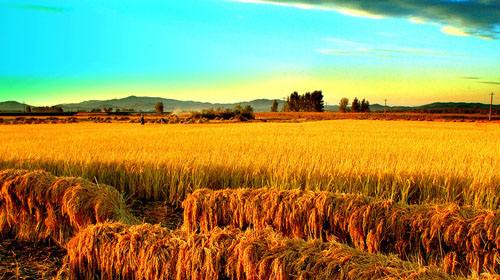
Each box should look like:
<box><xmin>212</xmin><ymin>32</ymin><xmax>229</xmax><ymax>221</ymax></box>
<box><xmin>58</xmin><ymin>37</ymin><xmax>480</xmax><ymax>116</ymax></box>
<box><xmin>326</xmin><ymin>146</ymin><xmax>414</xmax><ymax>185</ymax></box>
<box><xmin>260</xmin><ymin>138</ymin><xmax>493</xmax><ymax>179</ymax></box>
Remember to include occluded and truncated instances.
<box><xmin>194</xmin><ymin>105</ymin><xmax>255</xmax><ymax>121</ymax></box>
<box><xmin>283</xmin><ymin>91</ymin><xmax>324</xmax><ymax>112</ymax></box>
<box><xmin>26</xmin><ymin>106</ymin><xmax>63</xmax><ymax>113</ymax></box>
<box><xmin>339</xmin><ymin>97</ymin><xmax>370</xmax><ymax>113</ymax></box>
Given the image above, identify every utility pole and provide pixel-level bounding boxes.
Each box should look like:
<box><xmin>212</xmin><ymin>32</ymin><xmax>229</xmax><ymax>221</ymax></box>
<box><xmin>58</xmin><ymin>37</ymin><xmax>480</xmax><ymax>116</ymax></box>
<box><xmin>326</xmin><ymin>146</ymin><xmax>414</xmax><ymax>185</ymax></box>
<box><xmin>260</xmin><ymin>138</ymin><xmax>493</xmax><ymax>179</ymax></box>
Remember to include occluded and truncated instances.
<box><xmin>489</xmin><ymin>93</ymin><xmax>495</xmax><ymax>121</ymax></box>
<box><xmin>384</xmin><ymin>99</ymin><xmax>387</xmax><ymax>114</ymax></box>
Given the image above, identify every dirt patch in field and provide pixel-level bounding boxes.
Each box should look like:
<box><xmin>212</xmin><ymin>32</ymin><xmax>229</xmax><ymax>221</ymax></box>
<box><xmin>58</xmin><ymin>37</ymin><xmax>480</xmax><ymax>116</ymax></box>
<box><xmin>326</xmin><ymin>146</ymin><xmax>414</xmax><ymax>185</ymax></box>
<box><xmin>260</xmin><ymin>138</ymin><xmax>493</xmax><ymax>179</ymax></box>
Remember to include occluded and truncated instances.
<box><xmin>0</xmin><ymin>239</ymin><xmax>66</xmax><ymax>280</ymax></box>
<box><xmin>129</xmin><ymin>201</ymin><xmax>183</xmax><ymax>230</ymax></box>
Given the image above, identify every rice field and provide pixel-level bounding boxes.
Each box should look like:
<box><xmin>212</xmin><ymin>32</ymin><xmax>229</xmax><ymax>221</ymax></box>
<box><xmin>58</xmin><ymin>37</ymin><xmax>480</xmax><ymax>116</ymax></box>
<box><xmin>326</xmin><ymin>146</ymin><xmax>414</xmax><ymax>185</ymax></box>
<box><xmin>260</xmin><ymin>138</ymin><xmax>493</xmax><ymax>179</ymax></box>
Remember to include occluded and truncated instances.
<box><xmin>0</xmin><ymin>121</ymin><xmax>498</xmax><ymax>208</ymax></box>
<box><xmin>0</xmin><ymin>120</ymin><xmax>498</xmax><ymax>279</ymax></box>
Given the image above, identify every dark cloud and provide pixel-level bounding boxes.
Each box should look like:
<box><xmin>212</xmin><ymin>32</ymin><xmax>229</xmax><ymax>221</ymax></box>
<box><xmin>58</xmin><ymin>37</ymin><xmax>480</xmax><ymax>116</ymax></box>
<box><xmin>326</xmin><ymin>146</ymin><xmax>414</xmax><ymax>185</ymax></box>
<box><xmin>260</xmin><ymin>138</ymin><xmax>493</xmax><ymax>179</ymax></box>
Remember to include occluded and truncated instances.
<box><xmin>2</xmin><ymin>3</ymin><xmax>66</xmax><ymax>13</ymax></box>
<box><xmin>251</xmin><ymin>0</ymin><xmax>500</xmax><ymax>38</ymax></box>
<box><xmin>479</xmin><ymin>81</ymin><xmax>500</xmax><ymax>85</ymax></box>
<box><xmin>461</xmin><ymin>76</ymin><xmax>481</xmax><ymax>80</ymax></box>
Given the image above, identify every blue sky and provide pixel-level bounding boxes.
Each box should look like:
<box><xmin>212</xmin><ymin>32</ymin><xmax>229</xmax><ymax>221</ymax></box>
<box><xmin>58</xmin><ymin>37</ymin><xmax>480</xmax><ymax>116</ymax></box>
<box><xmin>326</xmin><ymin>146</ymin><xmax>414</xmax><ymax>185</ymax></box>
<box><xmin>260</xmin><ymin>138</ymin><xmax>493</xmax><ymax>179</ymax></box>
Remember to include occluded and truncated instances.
<box><xmin>0</xmin><ymin>0</ymin><xmax>499</xmax><ymax>105</ymax></box>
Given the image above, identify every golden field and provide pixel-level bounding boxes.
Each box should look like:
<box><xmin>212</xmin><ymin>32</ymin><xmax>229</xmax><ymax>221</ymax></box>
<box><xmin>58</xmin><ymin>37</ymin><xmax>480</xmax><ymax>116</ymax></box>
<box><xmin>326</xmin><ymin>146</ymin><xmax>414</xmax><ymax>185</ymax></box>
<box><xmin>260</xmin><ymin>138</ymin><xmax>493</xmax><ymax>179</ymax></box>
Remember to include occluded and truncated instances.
<box><xmin>0</xmin><ymin>119</ymin><xmax>499</xmax><ymax>278</ymax></box>
<box><xmin>0</xmin><ymin>120</ymin><xmax>498</xmax><ymax>209</ymax></box>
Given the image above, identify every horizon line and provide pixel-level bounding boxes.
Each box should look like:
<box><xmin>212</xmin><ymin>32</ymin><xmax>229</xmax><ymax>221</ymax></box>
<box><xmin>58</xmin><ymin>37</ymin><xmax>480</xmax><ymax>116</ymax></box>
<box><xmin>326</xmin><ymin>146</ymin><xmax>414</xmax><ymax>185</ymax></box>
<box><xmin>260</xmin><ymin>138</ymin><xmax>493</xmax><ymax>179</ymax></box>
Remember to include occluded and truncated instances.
<box><xmin>1</xmin><ymin>94</ymin><xmax>498</xmax><ymax>108</ymax></box>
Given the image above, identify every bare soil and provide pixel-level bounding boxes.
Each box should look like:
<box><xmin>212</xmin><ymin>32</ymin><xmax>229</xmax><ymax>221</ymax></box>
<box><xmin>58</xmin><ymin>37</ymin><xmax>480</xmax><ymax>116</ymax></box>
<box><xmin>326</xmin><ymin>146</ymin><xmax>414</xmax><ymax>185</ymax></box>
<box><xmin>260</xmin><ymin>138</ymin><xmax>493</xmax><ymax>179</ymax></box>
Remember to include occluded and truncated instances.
<box><xmin>129</xmin><ymin>200</ymin><xmax>184</xmax><ymax>230</ymax></box>
<box><xmin>0</xmin><ymin>239</ymin><xmax>66</xmax><ymax>280</ymax></box>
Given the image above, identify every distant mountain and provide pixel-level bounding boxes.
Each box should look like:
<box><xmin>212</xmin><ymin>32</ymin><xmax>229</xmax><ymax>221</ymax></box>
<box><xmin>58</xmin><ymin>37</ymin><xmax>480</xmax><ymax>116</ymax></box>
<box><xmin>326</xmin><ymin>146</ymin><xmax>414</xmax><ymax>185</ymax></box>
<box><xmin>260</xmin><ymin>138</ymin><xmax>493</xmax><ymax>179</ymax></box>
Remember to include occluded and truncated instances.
<box><xmin>419</xmin><ymin>102</ymin><xmax>497</xmax><ymax>110</ymax></box>
<box><xmin>56</xmin><ymin>96</ymin><xmax>288</xmax><ymax>112</ymax></box>
<box><xmin>0</xmin><ymin>101</ymin><xmax>29</xmax><ymax>112</ymax></box>
<box><xmin>1</xmin><ymin>97</ymin><xmax>497</xmax><ymax>113</ymax></box>
<box><xmin>369</xmin><ymin>102</ymin><xmax>499</xmax><ymax>112</ymax></box>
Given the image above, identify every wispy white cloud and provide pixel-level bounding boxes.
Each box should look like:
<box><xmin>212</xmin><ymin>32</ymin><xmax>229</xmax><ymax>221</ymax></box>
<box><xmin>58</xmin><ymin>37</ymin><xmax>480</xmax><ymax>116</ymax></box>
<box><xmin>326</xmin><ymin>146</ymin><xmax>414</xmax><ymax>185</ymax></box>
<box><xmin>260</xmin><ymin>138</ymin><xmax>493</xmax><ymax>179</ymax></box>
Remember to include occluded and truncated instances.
<box><xmin>317</xmin><ymin>37</ymin><xmax>463</xmax><ymax>58</ymax></box>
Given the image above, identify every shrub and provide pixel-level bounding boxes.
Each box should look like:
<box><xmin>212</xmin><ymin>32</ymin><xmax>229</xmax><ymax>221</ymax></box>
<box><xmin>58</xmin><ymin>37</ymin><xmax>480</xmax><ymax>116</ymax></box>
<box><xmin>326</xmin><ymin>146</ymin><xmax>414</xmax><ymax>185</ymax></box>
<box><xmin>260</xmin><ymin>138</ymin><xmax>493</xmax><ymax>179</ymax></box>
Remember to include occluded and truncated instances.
<box><xmin>195</xmin><ymin>106</ymin><xmax>255</xmax><ymax>121</ymax></box>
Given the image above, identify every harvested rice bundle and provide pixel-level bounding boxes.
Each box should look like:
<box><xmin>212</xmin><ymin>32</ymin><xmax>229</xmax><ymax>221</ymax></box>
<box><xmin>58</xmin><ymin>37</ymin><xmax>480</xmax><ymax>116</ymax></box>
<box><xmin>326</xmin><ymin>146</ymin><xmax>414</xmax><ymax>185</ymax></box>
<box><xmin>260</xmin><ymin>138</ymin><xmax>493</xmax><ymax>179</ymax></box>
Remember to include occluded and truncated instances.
<box><xmin>64</xmin><ymin>222</ymin><xmax>454</xmax><ymax>280</ymax></box>
<box><xmin>182</xmin><ymin>188</ymin><xmax>499</xmax><ymax>274</ymax></box>
<box><xmin>65</xmin><ymin>223</ymin><xmax>233</xmax><ymax>280</ymax></box>
<box><xmin>0</xmin><ymin>169</ymin><xmax>137</xmax><ymax>245</ymax></box>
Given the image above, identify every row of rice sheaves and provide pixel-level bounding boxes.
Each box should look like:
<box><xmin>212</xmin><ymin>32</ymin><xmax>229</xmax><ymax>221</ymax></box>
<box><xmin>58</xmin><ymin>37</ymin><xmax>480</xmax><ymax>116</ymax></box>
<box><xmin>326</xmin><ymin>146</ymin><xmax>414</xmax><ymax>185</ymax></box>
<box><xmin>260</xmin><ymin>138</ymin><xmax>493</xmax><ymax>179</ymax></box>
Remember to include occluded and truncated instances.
<box><xmin>63</xmin><ymin>222</ymin><xmax>456</xmax><ymax>280</ymax></box>
<box><xmin>182</xmin><ymin>188</ymin><xmax>499</xmax><ymax>274</ymax></box>
<box><xmin>0</xmin><ymin>169</ymin><xmax>497</xmax><ymax>278</ymax></box>
<box><xmin>0</xmin><ymin>169</ymin><xmax>137</xmax><ymax>246</ymax></box>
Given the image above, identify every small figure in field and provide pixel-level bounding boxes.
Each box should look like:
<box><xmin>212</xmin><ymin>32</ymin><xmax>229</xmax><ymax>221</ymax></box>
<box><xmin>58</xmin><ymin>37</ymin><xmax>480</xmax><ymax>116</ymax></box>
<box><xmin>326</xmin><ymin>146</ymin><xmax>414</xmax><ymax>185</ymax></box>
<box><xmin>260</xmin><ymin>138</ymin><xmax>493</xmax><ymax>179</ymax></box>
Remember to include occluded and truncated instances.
<box><xmin>140</xmin><ymin>114</ymin><xmax>145</xmax><ymax>125</ymax></box>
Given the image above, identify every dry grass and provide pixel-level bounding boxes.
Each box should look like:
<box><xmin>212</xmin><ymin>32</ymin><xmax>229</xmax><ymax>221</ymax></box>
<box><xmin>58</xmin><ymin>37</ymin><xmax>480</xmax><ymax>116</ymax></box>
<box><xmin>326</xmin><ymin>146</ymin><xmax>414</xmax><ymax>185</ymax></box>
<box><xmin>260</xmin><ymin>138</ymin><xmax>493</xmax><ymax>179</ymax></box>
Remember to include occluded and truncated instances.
<box><xmin>0</xmin><ymin>169</ymin><xmax>137</xmax><ymax>246</ymax></box>
<box><xmin>63</xmin><ymin>222</ymin><xmax>456</xmax><ymax>280</ymax></box>
<box><xmin>0</xmin><ymin>121</ymin><xmax>497</xmax><ymax>209</ymax></box>
<box><xmin>182</xmin><ymin>188</ymin><xmax>499</xmax><ymax>274</ymax></box>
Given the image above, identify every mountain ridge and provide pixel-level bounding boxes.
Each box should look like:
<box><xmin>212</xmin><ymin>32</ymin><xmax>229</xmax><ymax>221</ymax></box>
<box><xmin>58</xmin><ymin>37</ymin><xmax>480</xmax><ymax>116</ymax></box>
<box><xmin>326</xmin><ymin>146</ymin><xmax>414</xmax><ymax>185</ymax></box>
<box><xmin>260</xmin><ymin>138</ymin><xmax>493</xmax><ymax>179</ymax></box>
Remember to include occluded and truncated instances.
<box><xmin>0</xmin><ymin>96</ymin><xmax>498</xmax><ymax>113</ymax></box>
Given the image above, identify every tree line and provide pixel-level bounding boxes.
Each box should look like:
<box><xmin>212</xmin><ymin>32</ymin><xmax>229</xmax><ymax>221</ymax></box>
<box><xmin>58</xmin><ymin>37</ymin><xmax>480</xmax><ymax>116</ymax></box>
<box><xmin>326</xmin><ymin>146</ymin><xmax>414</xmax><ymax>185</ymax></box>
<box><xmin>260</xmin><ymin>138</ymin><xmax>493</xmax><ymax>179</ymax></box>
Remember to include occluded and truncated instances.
<box><xmin>270</xmin><ymin>92</ymin><xmax>373</xmax><ymax>113</ymax></box>
<box><xmin>339</xmin><ymin>97</ymin><xmax>370</xmax><ymax>113</ymax></box>
<box><xmin>279</xmin><ymin>91</ymin><xmax>324</xmax><ymax>112</ymax></box>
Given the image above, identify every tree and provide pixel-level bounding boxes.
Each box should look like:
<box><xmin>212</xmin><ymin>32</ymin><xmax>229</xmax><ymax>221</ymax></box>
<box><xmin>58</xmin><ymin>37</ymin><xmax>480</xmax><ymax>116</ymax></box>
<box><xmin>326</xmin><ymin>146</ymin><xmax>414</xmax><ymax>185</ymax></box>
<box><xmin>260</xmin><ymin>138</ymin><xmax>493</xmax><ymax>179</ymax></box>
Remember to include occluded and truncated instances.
<box><xmin>155</xmin><ymin>102</ymin><xmax>164</xmax><ymax>114</ymax></box>
<box><xmin>285</xmin><ymin>91</ymin><xmax>325</xmax><ymax>112</ymax></box>
<box><xmin>289</xmin><ymin>92</ymin><xmax>300</xmax><ymax>112</ymax></box>
<box><xmin>271</xmin><ymin>100</ymin><xmax>279</xmax><ymax>112</ymax></box>
<box><xmin>311</xmin><ymin>90</ymin><xmax>324</xmax><ymax>112</ymax></box>
<box><xmin>351</xmin><ymin>97</ymin><xmax>360</xmax><ymax>112</ymax></box>
<box><xmin>339</xmin><ymin>97</ymin><xmax>349</xmax><ymax>113</ymax></box>
<box><xmin>103</xmin><ymin>107</ymin><xmax>113</xmax><ymax>113</ymax></box>
<box><xmin>360</xmin><ymin>99</ymin><xmax>370</xmax><ymax>112</ymax></box>
<box><xmin>242</xmin><ymin>105</ymin><xmax>254</xmax><ymax>118</ymax></box>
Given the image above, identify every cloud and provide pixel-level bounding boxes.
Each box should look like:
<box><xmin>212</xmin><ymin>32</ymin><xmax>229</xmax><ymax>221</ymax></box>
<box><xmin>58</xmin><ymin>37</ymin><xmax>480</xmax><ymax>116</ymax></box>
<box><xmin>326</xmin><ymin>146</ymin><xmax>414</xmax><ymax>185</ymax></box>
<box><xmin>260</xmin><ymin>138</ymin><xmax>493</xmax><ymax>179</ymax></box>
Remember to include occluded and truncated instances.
<box><xmin>409</xmin><ymin>17</ymin><xmax>425</xmax><ymax>24</ymax></box>
<box><xmin>231</xmin><ymin>0</ymin><xmax>500</xmax><ymax>39</ymax></box>
<box><xmin>2</xmin><ymin>3</ymin><xmax>66</xmax><ymax>13</ymax></box>
<box><xmin>479</xmin><ymin>81</ymin><xmax>500</xmax><ymax>85</ymax></box>
<box><xmin>317</xmin><ymin>37</ymin><xmax>462</xmax><ymax>58</ymax></box>
<box><xmin>231</xmin><ymin>0</ymin><xmax>317</xmax><ymax>10</ymax></box>
<box><xmin>461</xmin><ymin>76</ymin><xmax>480</xmax><ymax>80</ymax></box>
<box><xmin>441</xmin><ymin>26</ymin><xmax>469</xmax><ymax>37</ymax></box>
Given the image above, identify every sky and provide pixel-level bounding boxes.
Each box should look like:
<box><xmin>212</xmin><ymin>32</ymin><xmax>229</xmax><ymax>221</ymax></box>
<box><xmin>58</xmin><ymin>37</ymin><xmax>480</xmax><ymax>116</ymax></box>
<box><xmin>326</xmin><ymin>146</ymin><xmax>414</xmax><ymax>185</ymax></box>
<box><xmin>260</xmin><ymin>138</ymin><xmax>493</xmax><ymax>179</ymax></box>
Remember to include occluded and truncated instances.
<box><xmin>0</xmin><ymin>0</ymin><xmax>499</xmax><ymax>106</ymax></box>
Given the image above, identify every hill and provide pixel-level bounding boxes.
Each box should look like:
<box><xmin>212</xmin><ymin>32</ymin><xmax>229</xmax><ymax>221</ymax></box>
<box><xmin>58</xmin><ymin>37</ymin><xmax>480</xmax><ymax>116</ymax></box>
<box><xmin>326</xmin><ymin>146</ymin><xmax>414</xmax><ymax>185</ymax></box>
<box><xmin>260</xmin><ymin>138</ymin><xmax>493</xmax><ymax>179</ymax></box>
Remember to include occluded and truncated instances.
<box><xmin>56</xmin><ymin>96</ymin><xmax>287</xmax><ymax>113</ymax></box>
<box><xmin>0</xmin><ymin>101</ymin><xmax>29</xmax><ymax>112</ymax></box>
<box><xmin>1</xmin><ymin>96</ymin><xmax>497</xmax><ymax>113</ymax></box>
<box><xmin>369</xmin><ymin>102</ymin><xmax>499</xmax><ymax>113</ymax></box>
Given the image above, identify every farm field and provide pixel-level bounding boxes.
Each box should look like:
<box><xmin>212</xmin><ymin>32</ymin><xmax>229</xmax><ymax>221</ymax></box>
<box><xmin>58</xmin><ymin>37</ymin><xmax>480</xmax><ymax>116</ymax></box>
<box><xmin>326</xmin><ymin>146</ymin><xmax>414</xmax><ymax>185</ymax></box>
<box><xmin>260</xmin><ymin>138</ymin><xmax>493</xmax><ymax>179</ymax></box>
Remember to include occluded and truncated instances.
<box><xmin>0</xmin><ymin>120</ymin><xmax>498</xmax><ymax>208</ymax></box>
<box><xmin>0</xmin><ymin>120</ymin><xmax>498</xmax><ymax>279</ymax></box>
